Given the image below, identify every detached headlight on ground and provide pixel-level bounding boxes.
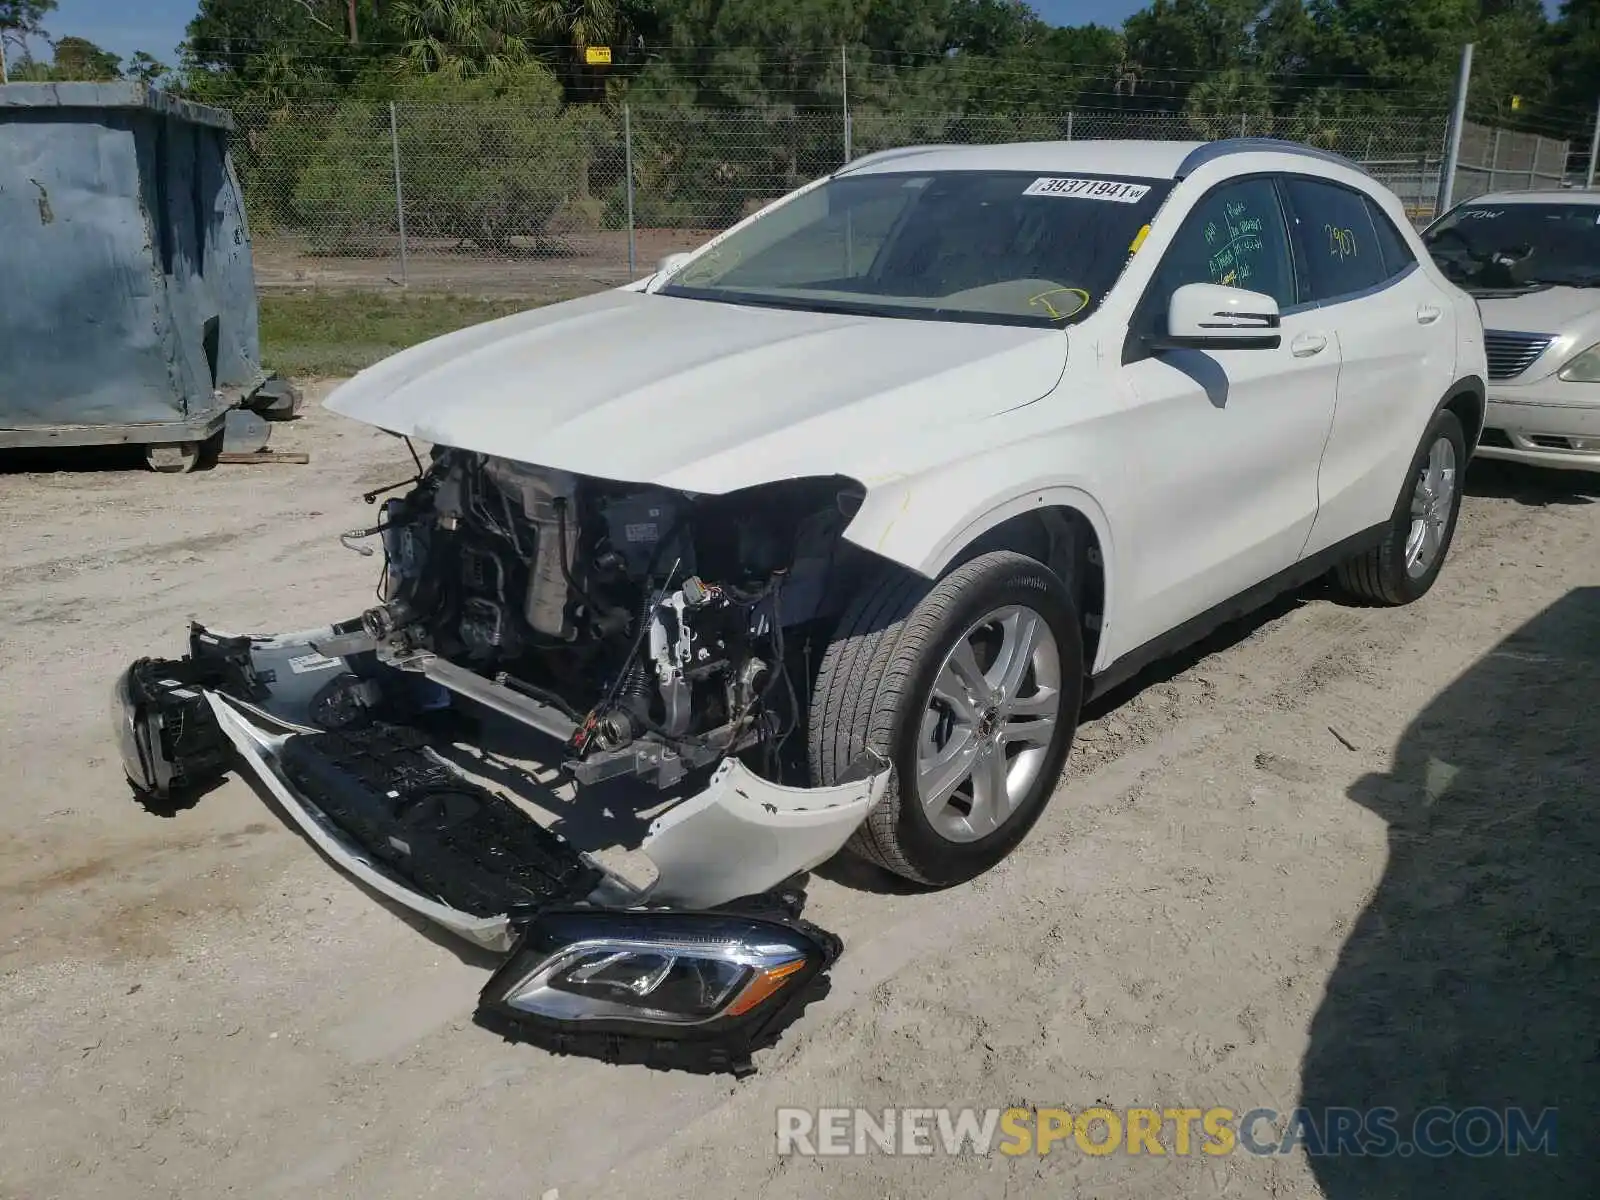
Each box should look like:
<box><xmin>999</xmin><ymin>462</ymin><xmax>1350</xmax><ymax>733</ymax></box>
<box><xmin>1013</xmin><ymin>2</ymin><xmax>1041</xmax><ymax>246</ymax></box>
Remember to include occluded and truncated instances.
<box><xmin>1558</xmin><ymin>342</ymin><xmax>1600</xmax><ymax>382</ymax></box>
<box><xmin>475</xmin><ymin>907</ymin><xmax>841</xmax><ymax>1075</ymax></box>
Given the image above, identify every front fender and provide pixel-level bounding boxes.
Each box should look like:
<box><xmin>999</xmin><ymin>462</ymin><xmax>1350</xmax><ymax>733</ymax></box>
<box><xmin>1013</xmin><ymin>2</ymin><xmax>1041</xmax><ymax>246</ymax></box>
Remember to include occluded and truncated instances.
<box><xmin>842</xmin><ymin>454</ymin><xmax>1121</xmax><ymax>671</ymax></box>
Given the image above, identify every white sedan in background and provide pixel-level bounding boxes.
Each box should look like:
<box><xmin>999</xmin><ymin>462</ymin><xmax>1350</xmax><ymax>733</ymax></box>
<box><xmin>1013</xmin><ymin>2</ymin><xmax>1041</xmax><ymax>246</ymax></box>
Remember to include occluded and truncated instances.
<box><xmin>1425</xmin><ymin>189</ymin><xmax>1600</xmax><ymax>471</ymax></box>
<box><xmin>116</xmin><ymin>138</ymin><xmax>1487</xmax><ymax>1071</ymax></box>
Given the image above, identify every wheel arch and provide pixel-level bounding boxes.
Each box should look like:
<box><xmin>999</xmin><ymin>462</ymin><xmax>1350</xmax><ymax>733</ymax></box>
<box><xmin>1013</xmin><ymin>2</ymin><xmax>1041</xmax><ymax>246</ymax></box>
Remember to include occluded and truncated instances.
<box><xmin>843</xmin><ymin>481</ymin><xmax>1116</xmax><ymax>674</ymax></box>
<box><xmin>1439</xmin><ymin>374</ymin><xmax>1486</xmax><ymax>454</ymax></box>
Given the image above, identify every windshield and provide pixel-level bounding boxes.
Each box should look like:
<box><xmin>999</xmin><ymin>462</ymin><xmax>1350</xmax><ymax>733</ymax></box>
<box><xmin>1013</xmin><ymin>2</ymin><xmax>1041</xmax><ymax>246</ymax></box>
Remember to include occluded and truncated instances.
<box><xmin>658</xmin><ymin>170</ymin><xmax>1174</xmax><ymax>327</ymax></box>
<box><xmin>1424</xmin><ymin>201</ymin><xmax>1600</xmax><ymax>289</ymax></box>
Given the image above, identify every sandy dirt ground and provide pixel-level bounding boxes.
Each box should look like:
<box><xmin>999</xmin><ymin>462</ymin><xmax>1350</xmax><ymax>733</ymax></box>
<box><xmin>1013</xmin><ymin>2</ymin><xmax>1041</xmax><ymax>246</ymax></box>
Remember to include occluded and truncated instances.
<box><xmin>1</xmin><ymin>390</ymin><xmax>1596</xmax><ymax>1199</ymax></box>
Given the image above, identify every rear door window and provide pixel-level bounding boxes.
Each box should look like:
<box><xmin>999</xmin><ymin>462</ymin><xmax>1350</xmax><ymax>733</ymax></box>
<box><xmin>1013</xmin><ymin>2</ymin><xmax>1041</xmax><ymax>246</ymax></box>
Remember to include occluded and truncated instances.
<box><xmin>1281</xmin><ymin>177</ymin><xmax>1388</xmax><ymax>303</ymax></box>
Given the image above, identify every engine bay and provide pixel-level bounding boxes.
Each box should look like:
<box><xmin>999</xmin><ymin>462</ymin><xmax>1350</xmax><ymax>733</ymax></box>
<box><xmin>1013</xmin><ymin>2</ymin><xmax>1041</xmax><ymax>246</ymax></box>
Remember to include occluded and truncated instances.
<box><xmin>352</xmin><ymin>449</ymin><xmax>865</xmax><ymax>790</ymax></box>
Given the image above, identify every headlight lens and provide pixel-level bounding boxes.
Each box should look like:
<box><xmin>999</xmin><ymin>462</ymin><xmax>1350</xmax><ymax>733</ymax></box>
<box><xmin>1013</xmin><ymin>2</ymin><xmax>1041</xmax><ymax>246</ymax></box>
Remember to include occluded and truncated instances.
<box><xmin>539</xmin><ymin>943</ymin><xmax>757</xmax><ymax>1023</ymax></box>
<box><xmin>110</xmin><ymin>667</ymin><xmax>151</xmax><ymax>790</ymax></box>
<box><xmin>475</xmin><ymin>907</ymin><xmax>841</xmax><ymax>1073</ymax></box>
<box><xmin>1558</xmin><ymin>342</ymin><xmax>1600</xmax><ymax>382</ymax></box>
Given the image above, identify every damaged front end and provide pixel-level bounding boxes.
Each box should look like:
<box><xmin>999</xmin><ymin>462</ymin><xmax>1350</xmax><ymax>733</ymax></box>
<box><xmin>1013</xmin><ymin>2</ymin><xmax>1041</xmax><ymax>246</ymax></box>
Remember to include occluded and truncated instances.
<box><xmin>114</xmin><ymin>453</ymin><xmax>890</xmax><ymax>1073</ymax></box>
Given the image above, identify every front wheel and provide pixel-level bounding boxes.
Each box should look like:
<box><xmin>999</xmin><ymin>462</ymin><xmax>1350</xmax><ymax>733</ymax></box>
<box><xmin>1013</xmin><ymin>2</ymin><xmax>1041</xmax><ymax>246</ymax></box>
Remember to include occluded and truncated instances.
<box><xmin>1333</xmin><ymin>409</ymin><xmax>1467</xmax><ymax>606</ymax></box>
<box><xmin>809</xmin><ymin>551</ymin><xmax>1084</xmax><ymax>885</ymax></box>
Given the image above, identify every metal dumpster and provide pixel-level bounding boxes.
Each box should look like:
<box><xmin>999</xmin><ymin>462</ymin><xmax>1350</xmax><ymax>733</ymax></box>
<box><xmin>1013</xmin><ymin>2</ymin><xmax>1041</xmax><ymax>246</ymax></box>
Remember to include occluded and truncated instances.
<box><xmin>0</xmin><ymin>82</ymin><xmax>294</xmax><ymax>470</ymax></box>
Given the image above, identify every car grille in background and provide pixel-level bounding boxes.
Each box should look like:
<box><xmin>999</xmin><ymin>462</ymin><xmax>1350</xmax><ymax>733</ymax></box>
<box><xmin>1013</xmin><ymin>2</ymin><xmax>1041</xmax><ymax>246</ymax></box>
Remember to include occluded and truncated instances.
<box><xmin>1484</xmin><ymin>330</ymin><xmax>1554</xmax><ymax>381</ymax></box>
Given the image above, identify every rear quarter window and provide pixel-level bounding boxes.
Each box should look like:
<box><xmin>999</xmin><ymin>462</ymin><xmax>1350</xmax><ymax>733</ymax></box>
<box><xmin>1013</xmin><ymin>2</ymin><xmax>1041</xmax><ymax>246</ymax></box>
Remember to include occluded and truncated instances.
<box><xmin>1363</xmin><ymin>197</ymin><xmax>1418</xmax><ymax>279</ymax></box>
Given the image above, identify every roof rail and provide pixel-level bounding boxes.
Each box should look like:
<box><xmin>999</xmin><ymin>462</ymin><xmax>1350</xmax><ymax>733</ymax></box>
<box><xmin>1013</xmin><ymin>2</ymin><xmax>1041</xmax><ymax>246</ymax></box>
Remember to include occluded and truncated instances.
<box><xmin>835</xmin><ymin>144</ymin><xmax>958</xmax><ymax>174</ymax></box>
<box><xmin>1176</xmin><ymin>137</ymin><xmax>1366</xmax><ymax>179</ymax></box>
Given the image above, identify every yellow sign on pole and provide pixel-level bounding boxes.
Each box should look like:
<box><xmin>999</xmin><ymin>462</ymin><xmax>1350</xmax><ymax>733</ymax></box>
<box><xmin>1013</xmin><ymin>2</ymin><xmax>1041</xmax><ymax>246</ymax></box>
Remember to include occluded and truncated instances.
<box><xmin>1511</xmin><ymin>95</ymin><xmax>1522</xmax><ymax>110</ymax></box>
<box><xmin>585</xmin><ymin>46</ymin><xmax>612</xmax><ymax>66</ymax></box>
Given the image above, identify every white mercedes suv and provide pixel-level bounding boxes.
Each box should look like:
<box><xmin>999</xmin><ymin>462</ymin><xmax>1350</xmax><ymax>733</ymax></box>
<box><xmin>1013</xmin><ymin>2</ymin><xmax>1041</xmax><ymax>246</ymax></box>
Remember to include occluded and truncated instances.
<box><xmin>115</xmin><ymin>138</ymin><xmax>1487</xmax><ymax>1068</ymax></box>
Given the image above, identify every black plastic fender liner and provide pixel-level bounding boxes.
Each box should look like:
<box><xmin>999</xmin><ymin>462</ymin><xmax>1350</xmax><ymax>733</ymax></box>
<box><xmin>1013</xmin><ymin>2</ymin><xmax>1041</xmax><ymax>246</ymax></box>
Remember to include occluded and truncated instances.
<box><xmin>474</xmin><ymin>891</ymin><xmax>843</xmax><ymax>1078</ymax></box>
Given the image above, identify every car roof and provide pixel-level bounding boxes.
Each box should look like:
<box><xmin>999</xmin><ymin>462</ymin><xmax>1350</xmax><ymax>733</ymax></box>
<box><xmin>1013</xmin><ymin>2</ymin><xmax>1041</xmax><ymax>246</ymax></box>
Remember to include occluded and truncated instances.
<box><xmin>1458</xmin><ymin>189</ymin><xmax>1600</xmax><ymax>206</ymax></box>
<box><xmin>836</xmin><ymin>137</ymin><xmax>1365</xmax><ymax>182</ymax></box>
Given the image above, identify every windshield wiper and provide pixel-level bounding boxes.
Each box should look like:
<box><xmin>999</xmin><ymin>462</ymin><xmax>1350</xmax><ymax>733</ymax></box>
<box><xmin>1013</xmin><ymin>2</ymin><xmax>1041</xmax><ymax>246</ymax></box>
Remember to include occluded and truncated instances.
<box><xmin>657</xmin><ymin>286</ymin><xmax>1061</xmax><ymax>328</ymax></box>
<box><xmin>1522</xmin><ymin>275</ymin><xmax>1600</xmax><ymax>288</ymax></box>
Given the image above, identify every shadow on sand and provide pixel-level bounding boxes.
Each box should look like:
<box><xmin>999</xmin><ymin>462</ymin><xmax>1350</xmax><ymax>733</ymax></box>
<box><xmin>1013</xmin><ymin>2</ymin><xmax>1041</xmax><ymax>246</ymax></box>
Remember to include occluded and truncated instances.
<box><xmin>1300</xmin><ymin>587</ymin><xmax>1599</xmax><ymax>1196</ymax></box>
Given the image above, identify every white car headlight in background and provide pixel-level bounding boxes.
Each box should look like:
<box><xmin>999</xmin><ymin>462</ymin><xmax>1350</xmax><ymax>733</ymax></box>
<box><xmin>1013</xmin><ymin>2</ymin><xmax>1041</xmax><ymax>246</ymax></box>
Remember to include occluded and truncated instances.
<box><xmin>1557</xmin><ymin>342</ymin><xmax>1600</xmax><ymax>382</ymax></box>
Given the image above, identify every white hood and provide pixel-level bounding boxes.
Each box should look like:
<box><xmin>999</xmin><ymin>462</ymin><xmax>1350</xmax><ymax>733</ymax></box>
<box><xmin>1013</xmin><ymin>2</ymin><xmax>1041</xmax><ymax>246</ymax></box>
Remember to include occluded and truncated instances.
<box><xmin>325</xmin><ymin>289</ymin><xmax>1068</xmax><ymax>494</ymax></box>
<box><xmin>1476</xmin><ymin>286</ymin><xmax>1600</xmax><ymax>335</ymax></box>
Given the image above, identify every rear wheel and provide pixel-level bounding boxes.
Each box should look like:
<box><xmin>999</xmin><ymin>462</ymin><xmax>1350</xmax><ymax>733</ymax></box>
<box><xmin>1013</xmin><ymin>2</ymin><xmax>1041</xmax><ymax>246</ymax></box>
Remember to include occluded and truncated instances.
<box><xmin>809</xmin><ymin>551</ymin><xmax>1084</xmax><ymax>885</ymax></box>
<box><xmin>1333</xmin><ymin>409</ymin><xmax>1466</xmax><ymax>606</ymax></box>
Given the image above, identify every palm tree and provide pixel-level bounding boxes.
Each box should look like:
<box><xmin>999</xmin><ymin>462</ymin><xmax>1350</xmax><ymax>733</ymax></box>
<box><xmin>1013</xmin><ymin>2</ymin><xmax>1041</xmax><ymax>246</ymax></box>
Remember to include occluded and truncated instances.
<box><xmin>394</xmin><ymin>0</ymin><xmax>620</xmax><ymax>78</ymax></box>
<box><xmin>527</xmin><ymin>0</ymin><xmax>618</xmax><ymax>51</ymax></box>
<box><xmin>394</xmin><ymin>0</ymin><xmax>539</xmax><ymax>78</ymax></box>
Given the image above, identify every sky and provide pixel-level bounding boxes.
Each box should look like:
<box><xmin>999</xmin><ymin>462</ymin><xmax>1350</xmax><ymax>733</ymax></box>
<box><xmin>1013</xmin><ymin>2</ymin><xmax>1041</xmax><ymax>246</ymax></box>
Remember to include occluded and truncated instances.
<box><xmin>22</xmin><ymin>0</ymin><xmax>1570</xmax><ymax>74</ymax></box>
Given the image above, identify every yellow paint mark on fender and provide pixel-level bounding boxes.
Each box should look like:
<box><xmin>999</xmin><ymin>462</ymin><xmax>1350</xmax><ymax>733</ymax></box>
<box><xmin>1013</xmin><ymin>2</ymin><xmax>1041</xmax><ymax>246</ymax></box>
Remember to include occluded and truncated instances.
<box><xmin>875</xmin><ymin>490</ymin><xmax>913</xmax><ymax>551</ymax></box>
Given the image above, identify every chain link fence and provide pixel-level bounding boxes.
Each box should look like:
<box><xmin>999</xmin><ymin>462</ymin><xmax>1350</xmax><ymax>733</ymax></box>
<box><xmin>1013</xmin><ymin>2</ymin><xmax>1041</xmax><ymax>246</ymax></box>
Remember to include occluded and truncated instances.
<box><xmin>230</xmin><ymin>98</ymin><xmax>1527</xmax><ymax>298</ymax></box>
<box><xmin>1453</xmin><ymin>120</ymin><xmax>1572</xmax><ymax>203</ymax></box>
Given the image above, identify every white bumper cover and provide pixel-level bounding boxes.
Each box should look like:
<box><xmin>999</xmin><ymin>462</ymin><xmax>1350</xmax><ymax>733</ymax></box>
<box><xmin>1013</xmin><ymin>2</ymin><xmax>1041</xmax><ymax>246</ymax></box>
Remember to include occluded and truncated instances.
<box><xmin>1481</xmin><ymin>387</ymin><xmax>1600</xmax><ymax>470</ymax></box>
<box><xmin>206</xmin><ymin>693</ymin><xmax>888</xmax><ymax>951</ymax></box>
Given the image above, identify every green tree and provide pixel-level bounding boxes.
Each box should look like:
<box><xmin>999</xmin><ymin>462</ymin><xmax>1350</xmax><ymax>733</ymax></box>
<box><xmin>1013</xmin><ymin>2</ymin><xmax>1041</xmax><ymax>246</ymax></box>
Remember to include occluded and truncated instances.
<box><xmin>1183</xmin><ymin>66</ymin><xmax>1274</xmax><ymax>135</ymax></box>
<box><xmin>395</xmin><ymin>0</ymin><xmax>627</xmax><ymax>78</ymax></box>
<box><xmin>295</xmin><ymin>63</ymin><xmax>594</xmax><ymax>252</ymax></box>
<box><xmin>50</xmin><ymin>34</ymin><xmax>120</xmax><ymax>79</ymax></box>
<box><xmin>127</xmin><ymin>51</ymin><xmax>172</xmax><ymax>85</ymax></box>
<box><xmin>1550</xmin><ymin>0</ymin><xmax>1600</xmax><ymax>118</ymax></box>
<box><xmin>1304</xmin><ymin>0</ymin><xmax>1550</xmax><ymax>103</ymax></box>
<box><xmin>395</xmin><ymin>0</ymin><xmax>541</xmax><ymax>76</ymax></box>
<box><xmin>0</xmin><ymin>0</ymin><xmax>55</xmax><ymax>80</ymax></box>
<box><xmin>1122</xmin><ymin>0</ymin><xmax>1265</xmax><ymax>89</ymax></box>
<box><xmin>528</xmin><ymin>0</ymin><xmax>622</xmax><ymax>48</ymax></box>
<box><xmin>184</xmin><ymin>0</ymin><xmax>397</xmax><ymax>100</ymax></box>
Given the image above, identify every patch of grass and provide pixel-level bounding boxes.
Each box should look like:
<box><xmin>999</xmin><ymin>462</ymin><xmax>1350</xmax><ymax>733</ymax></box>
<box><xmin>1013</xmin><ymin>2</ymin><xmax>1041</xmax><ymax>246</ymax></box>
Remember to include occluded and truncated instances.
<box><xmin>258</xmin><ymin>291</ymin><xmax>542</xmax><ymax>378</ymax></box>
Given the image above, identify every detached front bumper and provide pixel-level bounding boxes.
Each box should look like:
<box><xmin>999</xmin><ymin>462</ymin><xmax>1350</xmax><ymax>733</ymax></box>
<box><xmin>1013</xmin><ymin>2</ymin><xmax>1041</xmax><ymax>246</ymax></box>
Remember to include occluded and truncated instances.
<box><xmin>113</xmin><ymin>624</ymin><xmax>888</xmax><ymax>952</ymax></box>
<box><xmin>114</xmin><ymin>624</ymin><xmax>887</xmax><ymax>1072</ymax></box>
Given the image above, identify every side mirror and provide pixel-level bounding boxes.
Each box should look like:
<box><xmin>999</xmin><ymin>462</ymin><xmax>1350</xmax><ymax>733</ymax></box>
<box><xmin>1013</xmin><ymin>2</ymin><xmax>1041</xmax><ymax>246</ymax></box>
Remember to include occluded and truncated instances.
<box><xmin>1156</xmin><ymin>282</ymin><xmax>1281</xmax><ymax>351</ymax></box>
<box><xmin>657</xmin><ymin>251</ymin><xmax>693</xmax><ymax>277</ymax></box>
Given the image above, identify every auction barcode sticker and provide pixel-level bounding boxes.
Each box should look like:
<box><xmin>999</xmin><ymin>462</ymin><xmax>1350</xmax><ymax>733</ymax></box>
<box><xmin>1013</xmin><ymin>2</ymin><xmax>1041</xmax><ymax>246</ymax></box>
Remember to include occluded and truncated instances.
<box><xmin>1024</xmin><ymin>177</ymin><xmax>1150</xmax><ymax>203</ymax></box>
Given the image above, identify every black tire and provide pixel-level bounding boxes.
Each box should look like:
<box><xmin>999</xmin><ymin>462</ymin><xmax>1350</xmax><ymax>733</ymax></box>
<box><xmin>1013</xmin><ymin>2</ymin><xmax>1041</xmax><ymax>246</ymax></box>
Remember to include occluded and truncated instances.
<box><xmin>1333</xmin><ymin>408</ymin><xmax>1467</xmax><ymax>606</ymax></box>
<box><xmin>809</xmin><ymin>550</ymin><xmax>1084</xmax><ymax>885</ymax></box>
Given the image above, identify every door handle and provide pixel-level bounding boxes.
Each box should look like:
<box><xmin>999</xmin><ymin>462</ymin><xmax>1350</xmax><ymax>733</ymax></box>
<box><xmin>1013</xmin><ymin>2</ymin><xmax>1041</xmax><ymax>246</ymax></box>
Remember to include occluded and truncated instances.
<box><xmin>1290</xmin><ymin>332</ymin><xmax>1328</xmax><ymax>358</ymax></box>
<box><xmin>1417</xmin><ymin>304</ymin><xmax>1442</xmax><ymax>324</ymax></box>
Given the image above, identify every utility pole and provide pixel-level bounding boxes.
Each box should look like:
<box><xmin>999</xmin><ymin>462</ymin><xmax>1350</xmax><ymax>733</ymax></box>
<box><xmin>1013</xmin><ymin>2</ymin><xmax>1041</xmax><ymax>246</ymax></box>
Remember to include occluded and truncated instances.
<box><xmin>390</xmin><ymin>102</ymin><xmax>409</xmax><ymax>287</ymax></box>
<box><xmin>841</xmin><ymin>45</ymin><xmax>853</xmax><ymax>163</ymax></box>
<box><xmin>624</xmin><ymin>105</ymin><xmax>637</xmax><ymax>275</ymax></box>
<box><xmin>1437</xmin><ymin>42</ymin><xmax>1473</xmax><ymax>216</ymax></box>
<box><xmin>1587</xmin><ymin>96</ymin><xmax>1600</xmax><ymax>189</ymax></box>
